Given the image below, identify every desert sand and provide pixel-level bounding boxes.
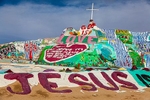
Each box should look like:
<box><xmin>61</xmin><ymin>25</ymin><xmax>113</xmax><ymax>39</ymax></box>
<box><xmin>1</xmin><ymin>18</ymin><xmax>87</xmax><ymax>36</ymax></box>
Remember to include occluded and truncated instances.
<box><xmin>0</xmin><ymin>81</ymin><xmax>150</xmax><ymax>100</ymax></box>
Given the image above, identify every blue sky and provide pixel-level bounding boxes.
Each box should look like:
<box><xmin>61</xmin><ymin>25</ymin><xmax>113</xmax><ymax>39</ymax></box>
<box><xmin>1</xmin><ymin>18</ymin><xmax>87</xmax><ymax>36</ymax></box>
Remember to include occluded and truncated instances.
<box><xmin>0</xmin><ymin>0</ymin><xmax>150</xmax><ymax>43</ymax></box>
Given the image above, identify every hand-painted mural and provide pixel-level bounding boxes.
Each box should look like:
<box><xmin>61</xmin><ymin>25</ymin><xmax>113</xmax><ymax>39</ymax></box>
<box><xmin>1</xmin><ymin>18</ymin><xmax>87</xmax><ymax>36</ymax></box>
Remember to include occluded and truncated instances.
<box><xmin>1</xmin><ymin>70</ymin><xmax>150</xmax><ymax>94</ymax></box>
<box><xmin>0</xmin><ymin>21</ymin><xmax>149</xmax><ymax>69</ymax></box>
<box><xmin>37</xmin><ymin>25</ymin><xmax>149</xmax><ymax>69</ymax></box>
<box><xmin>0</xmin><ymin>20</ymin><xmax>150</xmax><ymax>96</ymax></box>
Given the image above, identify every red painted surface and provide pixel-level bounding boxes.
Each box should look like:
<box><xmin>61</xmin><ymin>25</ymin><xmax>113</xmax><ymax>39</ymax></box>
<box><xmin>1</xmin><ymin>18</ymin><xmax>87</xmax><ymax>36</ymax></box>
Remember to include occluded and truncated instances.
<box><xmin>4</xmin><ymin>71</ymin><xmax>139</xmax><ymax>95</ymax></box>
<box><xmin>38</xmin><ymin>73</ymin><xmax>72</xmax><ymax>93</ymax></box>
<box><xmin>89</xmin><ymin>72</ymin><xmax>119</xmax><ymax>90</ymax></box>
<box><xmin>68</xmin><ymin>73</ymin><xmax>97</xmax><ymax>91</ymax></box>
<box><xmin>45</xmin><ymin>43</ymin><xmax>87</xmax><ymax>62</ymax></box>
<box><xmin>111</xmin><ymin>72</ymin><xmax>138</xmax><ymax>90</ymax></box>
<box><xmin>4</xmin><ymin>73</ymin><xmax>33</xmax><ymax>94</ymax></box>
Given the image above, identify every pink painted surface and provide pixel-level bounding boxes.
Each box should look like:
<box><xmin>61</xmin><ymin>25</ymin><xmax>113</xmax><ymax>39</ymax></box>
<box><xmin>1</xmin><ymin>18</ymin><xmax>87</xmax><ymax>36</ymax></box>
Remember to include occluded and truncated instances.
<box><xmin>66</xmin><ymin>35</ymin><xmax>76</xmax><ymax>44</ymax></box>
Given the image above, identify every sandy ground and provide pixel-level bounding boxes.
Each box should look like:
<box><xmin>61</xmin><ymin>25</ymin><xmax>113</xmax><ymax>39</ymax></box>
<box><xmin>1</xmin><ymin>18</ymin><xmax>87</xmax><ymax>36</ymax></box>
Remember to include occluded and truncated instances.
<box><xmin>0</xmin><ymin>81</ymin><xmax>150</xmax><ymax>100</ymax></box>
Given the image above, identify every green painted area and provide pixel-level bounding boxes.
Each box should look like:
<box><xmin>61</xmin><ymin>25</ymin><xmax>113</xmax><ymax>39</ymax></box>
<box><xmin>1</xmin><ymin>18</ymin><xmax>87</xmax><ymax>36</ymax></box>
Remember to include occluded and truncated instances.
<box><xmin>94</xmin><ymin>29</ymin><xmax>106</xmax><ymax>37</ymax></box>
<box><xmin>115</xmin><ymin>29</ymin><xmax>144</xmax><ymax>68</ymax></box>
<box><xmin>0</xmin><ymin>26</ymin><xmax>148</xmax><ymax>69</ymax></box>
<box><xmin>128</xmin><ymin>51</ymin><xmax>144</xmax><ymax>68</ymax></box>
<box><xmin>37</xmin><ymin>46</ymin><xmax>53</xmax><ymax>64</ymax></box>
<box><xmin>126</xmin><ymin>44</ymin><xmax>144</xmax><ymax>68</ymax></box>
<box><xmin>148</xmin><ymin>35</ymin><xmax>150</xmax><ymax>41</ymax></box>
<box><xmin>128</xmin><ymin>70</ymin><xmax>150</xmax><ymax>87</ymax></box>
<box><xmin>37</xmin><ymin>42</ymin><xmax>116</xmax><ymax>68</ymax></box>
<box><xmin>36</xmin><ymin>29</ymin><xmax>146</xmax><ymax>69</ymax></box>
<box><xmin>115</xmin><ymin>30</ymin><xmax>133</xmax><ymax>44</ymax></box>
<box><xmin>55</xmin><ymin>49</ymin><xmax>100</xmax><ymax>67</ymax></box>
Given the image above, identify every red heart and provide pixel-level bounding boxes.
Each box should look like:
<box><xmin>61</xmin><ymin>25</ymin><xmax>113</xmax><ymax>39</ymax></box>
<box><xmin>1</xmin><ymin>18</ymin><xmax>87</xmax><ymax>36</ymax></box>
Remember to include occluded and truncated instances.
<box><xmin>44</xmin><ymin>43</ymin><xmax>88</xmax><ymax>63</ymax></box>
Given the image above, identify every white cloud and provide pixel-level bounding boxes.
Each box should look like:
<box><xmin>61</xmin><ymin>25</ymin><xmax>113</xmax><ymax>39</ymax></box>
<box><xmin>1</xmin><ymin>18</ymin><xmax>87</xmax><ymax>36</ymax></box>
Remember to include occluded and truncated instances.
<box><xmin>0</xmin><ymin>1</ymin><xmax>150</xmax><ymax>43</ymax></box>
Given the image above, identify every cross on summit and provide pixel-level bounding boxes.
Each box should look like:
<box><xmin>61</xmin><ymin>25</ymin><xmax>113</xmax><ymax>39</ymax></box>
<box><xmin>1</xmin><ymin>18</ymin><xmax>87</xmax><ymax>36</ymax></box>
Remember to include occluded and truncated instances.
<box><xmin>86</xmin><ymin>3</ymin><xmax>99</xmax><ymax>20</ymax></box>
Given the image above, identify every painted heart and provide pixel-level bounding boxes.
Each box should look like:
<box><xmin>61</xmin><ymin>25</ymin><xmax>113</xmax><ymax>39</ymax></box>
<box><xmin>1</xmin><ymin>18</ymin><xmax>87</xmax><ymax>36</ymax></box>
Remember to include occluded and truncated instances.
<box><xmin>44</xmin><ymin>43</ymin><xmax>88</xmax><ymax>63</ymax></box>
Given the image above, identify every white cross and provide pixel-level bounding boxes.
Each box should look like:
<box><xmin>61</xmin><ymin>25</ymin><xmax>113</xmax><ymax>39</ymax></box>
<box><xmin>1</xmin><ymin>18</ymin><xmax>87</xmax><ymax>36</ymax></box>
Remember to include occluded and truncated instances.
<box><xmin>86</xmin><ymin>3</ymin><xmax>99</xmax><ymax>20</ymax></box>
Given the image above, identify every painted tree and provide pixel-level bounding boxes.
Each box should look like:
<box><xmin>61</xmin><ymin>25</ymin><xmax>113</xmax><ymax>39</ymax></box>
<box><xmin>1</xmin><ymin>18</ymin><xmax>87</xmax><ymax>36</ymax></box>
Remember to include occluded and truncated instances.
<box><xmin>24</xmin><ymin>42</ymin><xmax>38</xmax><ymax>61</ymax></box>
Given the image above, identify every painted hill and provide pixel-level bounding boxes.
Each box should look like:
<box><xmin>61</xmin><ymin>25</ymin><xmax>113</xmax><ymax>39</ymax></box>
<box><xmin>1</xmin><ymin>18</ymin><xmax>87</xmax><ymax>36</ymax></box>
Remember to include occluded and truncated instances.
<box><xmin>0</xmin><ymin>21</ymin><xmax>150</xmax><ymax>100</ymax></box>
<box><xmin>0</xmin><ymin>21</ymin><xmax>149</xmax><ymax>69</ymax></box>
